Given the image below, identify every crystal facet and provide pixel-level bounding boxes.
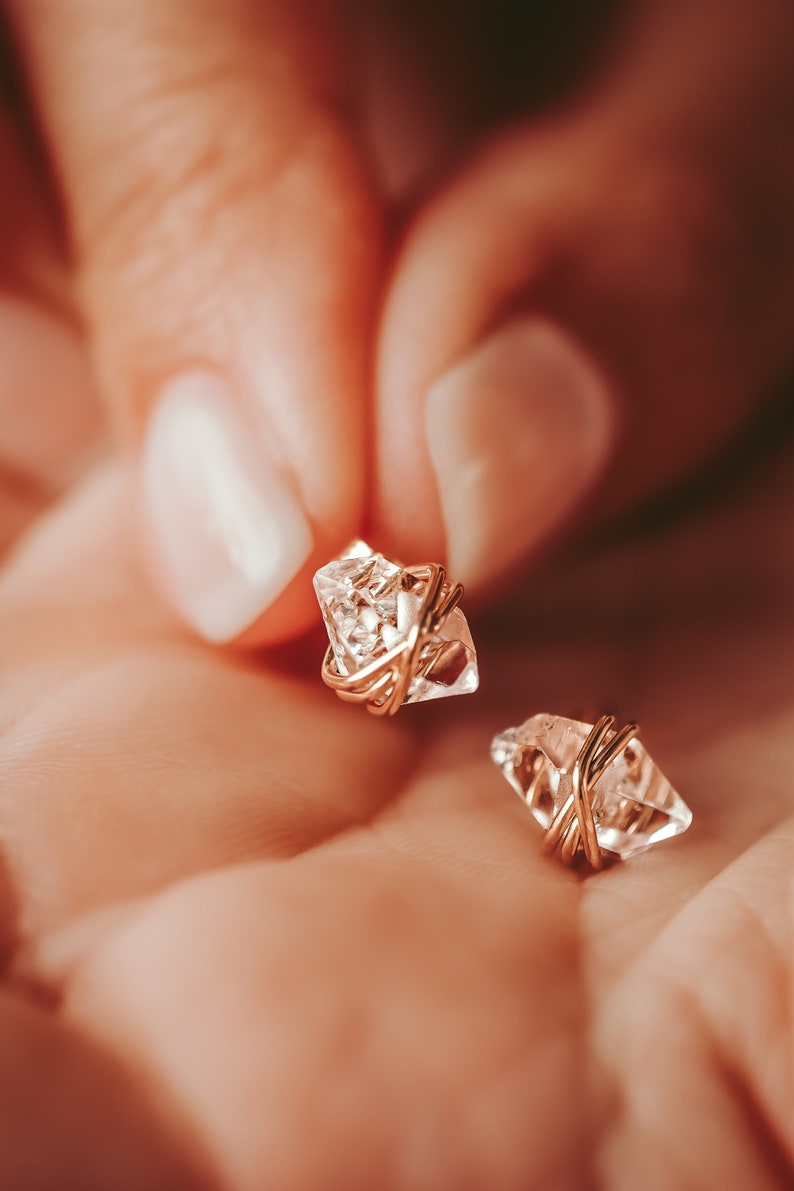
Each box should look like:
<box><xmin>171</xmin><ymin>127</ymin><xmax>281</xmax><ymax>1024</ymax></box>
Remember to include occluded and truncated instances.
<box><xmin>314</xmin><ymin>541</ymin><xmax>478</xmax><ymax>706</ymax></box>
<box><xmin>491</xmin><ymin>713</ymin><xmax>692</xmax><ymax>860</ymax></box>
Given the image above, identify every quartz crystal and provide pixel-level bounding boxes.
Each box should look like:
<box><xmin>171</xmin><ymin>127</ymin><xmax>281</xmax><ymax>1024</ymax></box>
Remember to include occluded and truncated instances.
<box><xmin>491</xmin><ymin>713</ymin><xmax>692</xmax><ymax>860</ymax></box>
<box><xmin>314</xmin><ymin>541</ymin><xmax>478</xmax><ymax>706</ymax></box>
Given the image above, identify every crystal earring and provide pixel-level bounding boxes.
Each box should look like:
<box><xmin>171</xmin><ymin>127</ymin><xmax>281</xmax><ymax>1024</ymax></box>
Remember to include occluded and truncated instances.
<box><xmin>313</xmin><ymin>540</ymin><xmax>478</xmax><ymax>716</ymax></box>
<box><xmin>491</xmin><ymin>713</ymin><xmax>692</xmax><ymax>871</ymax></box>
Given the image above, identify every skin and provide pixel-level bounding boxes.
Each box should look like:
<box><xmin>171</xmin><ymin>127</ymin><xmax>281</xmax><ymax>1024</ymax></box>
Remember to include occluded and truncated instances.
<box><xmin>1</xmin><ymin>438</ymin><xmax>793</xmax><ymax>1188</ymax></box>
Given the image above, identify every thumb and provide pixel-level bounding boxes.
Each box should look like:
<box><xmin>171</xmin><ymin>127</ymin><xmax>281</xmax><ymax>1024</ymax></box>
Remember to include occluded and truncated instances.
<box><xmin>9</xmin><ymin>0</ymin><xmax>381</xmax><ymax>643</ymax></box>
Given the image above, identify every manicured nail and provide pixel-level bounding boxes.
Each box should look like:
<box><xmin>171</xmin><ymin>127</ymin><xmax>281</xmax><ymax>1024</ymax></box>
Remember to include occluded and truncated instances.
<box><xmin>141</xmin><ymin>373</ymin><xmax>313</xmax><ymax>642</ymax></box>
<box><xmin>426</xmin><ymin>318</ymin><xmax>615</xmax><ymax>587</ymax></box>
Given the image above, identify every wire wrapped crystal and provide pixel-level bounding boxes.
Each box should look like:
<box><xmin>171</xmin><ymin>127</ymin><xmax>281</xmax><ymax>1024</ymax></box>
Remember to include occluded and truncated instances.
<box><xmin>314</xmin><ymin>540</ymin><xmax>478</xmax><ymax>716</ymax></box>
<box><xmin>491</xmin><ymin>713</ymin><xmax>692</xmax><ymax>869</ymax></box>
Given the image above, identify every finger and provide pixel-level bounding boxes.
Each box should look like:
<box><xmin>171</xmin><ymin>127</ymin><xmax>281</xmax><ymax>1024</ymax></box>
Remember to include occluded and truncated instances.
<box><xmin>375</xmin><ymin>27</ymin><xmax>794</xmax><ymax>591</ymax></box>
<box><xmin>7</xmin><ymin>0</ymin><xmax>381</xmax><ymax>643</ymax></box>
<box><xmin>595</xmin><ymin>825</ymin><xmax>794</xmax><ymax>1186</ymax></box>
<box><xmin>0</xmin><ymin>105</ymin><xmax>99</xmax><ymax>554</ymax></box>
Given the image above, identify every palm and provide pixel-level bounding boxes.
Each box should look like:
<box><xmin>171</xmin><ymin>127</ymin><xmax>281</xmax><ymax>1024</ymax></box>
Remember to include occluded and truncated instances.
<box><xmin>1</xmin><ymin>454</ymin><xmax>792</xmax><ymax>1190</ymax></box>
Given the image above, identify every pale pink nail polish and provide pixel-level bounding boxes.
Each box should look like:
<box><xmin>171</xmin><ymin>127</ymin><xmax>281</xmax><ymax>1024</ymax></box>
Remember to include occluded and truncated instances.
<box><xmin>426</xmin><ymin>318</ymin><xmax>615</xmax><ymax>587</ymax></box>
<box><xmin>141</xmin><ymin>373</ymin><xmax>313</xmax><ymax>642</ymax></box>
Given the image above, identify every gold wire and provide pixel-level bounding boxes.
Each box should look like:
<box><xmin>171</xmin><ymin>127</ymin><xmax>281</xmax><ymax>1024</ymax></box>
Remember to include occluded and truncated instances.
<box><xmin>543</xmin><ymin>716</ymin><xmax>640</xmax><ymax>873</ymax></box>
<box><xmin>321</xmin><ymin>562</ymin><xmax>465</xmax><ymax>716</ymax></box>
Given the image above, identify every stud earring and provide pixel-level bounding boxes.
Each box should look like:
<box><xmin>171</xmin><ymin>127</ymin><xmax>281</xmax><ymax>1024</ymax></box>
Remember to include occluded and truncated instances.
<box><xmin>314</xmin><ymin>540</ymin><xmax>478</xmax><ymax>716</ymax></box>
<box><xmin>491</xmin><ymin>713</ymin><xmax>692</xmax><ymax>871</ymax></box>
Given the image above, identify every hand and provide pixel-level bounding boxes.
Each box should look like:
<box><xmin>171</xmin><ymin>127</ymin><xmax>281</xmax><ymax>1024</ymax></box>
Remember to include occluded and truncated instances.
<box><xmin>2</xmin><ymin>436</ymin><xmax>792</xmax><ymax>1187</ymax></box>
<box><xmin>3</xmin><ymin>0</ymin><xmax>794</xmax><ymax>646</ymax></box>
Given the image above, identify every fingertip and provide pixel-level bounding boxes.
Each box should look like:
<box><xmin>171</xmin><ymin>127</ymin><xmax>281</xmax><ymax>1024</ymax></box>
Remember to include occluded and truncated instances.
<box><xmin>374</xmin><ymin>128</ymin><xmax>567</xmax><ymax>576</ymax></box>
<box><xmin>375</xmin><ymin>128</ymin><xmax>616</xmax><ymax>591</ymax></box>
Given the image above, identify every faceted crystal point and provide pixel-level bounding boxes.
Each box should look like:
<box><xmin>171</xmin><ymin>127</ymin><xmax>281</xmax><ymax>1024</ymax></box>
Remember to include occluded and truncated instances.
<box><xmin>314</xmin><ymin>540</ymin><xmax>478</xmax><ymax>707</ymax></box>
<box><xmin>491</xmin><ymin>714</ymin><xmax>692</xmax><ymax>861</ymax></box>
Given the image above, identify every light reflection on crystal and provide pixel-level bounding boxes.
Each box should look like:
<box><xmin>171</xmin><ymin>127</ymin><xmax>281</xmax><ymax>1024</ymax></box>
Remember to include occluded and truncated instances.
<box><xmin>491</xmin><ymin>714</ymin><xmax>692</xmax><ymax>860</ymax></box>
<box><xmin>314</xmin><ymin>541</ymin><xmax>478</xmax><ymax>706</ymax></box>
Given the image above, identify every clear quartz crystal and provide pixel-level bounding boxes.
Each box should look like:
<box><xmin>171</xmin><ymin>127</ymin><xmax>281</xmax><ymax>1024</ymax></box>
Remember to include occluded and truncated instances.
<box><xmin>491</xmin><ymin>713</ymin><xmax>692</xmax><ymax>860</ymax></box>
<box><xmin>313</xmin><ymin>540</ymin><xmax>478</xmax><ymax>705</ymax></box>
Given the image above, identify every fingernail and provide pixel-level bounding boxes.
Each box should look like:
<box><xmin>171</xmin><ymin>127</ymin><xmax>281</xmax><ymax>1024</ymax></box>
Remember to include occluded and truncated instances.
<box><xmin>141</xmin><ymin>373</ymin><xmax>313</xmax><ymax>642</ymax></box>
<box><xmin>426</xmin><ymin>318</ymin><xmax>615</xmax><ymax>587</ymax></box>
